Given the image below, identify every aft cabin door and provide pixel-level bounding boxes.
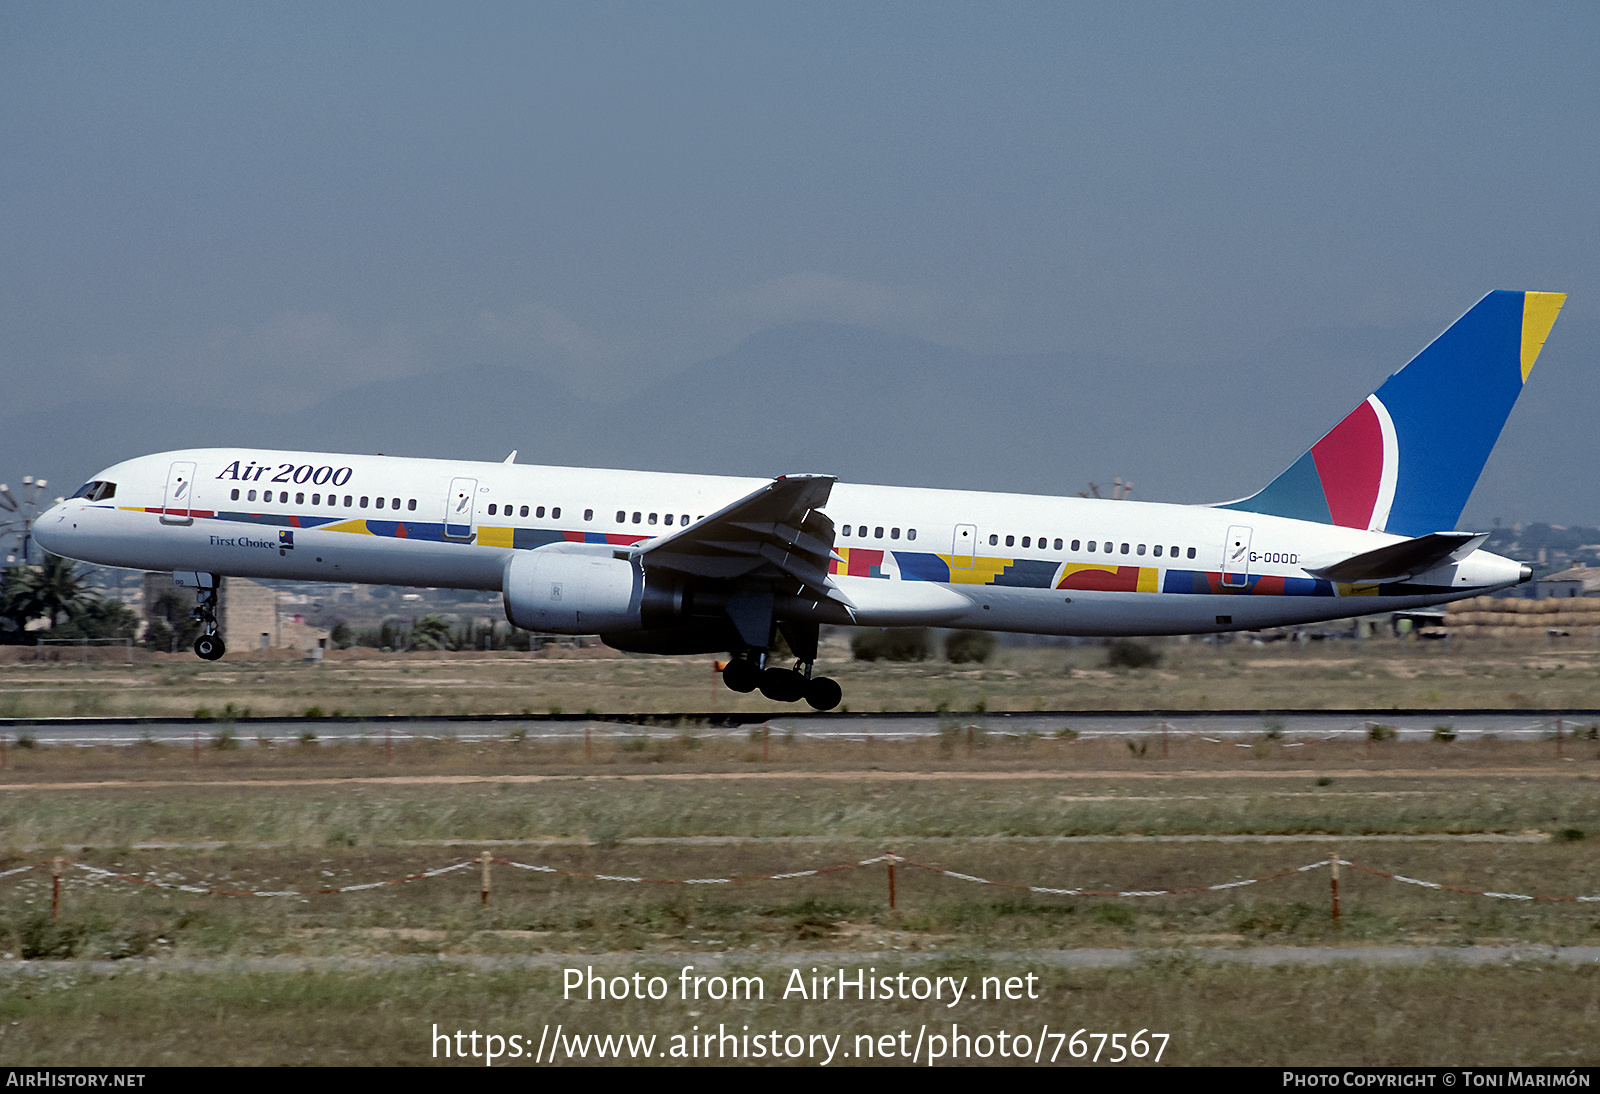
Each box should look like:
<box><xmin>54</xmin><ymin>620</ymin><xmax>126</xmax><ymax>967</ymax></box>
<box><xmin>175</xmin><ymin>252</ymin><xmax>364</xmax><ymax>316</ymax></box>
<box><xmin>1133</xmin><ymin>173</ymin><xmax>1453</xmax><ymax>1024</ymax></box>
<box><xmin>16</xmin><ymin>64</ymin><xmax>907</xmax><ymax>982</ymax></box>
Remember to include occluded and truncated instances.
<box><xmin>160</xmin><ymin>461</ymin><xmax>197</xmax><ymax>525</ymax></box>
<box><xmin>444</xmin><ymin>477</ymin><xmax>478</xmax><ymax>540</ymax></box>
<box><xmin>952</xmin><ymin>524</ymin><xmax>977</xmax><ymax>570</ymax></box>
<box><xmin>1222</xmin><ymin>525</ymin><xmax>1253</xmax><ymax>587</ymax></box>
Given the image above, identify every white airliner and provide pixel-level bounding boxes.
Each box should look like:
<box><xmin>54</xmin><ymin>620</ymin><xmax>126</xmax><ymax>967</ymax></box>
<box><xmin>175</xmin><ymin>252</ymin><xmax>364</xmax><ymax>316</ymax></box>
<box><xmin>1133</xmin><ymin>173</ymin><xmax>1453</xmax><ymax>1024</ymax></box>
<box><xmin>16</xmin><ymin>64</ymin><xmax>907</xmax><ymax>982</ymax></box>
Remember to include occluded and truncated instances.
<box><xmin>35</xmin><ymin>291</ymin><xmax>1565</xmax><ymax>710</ymax></box>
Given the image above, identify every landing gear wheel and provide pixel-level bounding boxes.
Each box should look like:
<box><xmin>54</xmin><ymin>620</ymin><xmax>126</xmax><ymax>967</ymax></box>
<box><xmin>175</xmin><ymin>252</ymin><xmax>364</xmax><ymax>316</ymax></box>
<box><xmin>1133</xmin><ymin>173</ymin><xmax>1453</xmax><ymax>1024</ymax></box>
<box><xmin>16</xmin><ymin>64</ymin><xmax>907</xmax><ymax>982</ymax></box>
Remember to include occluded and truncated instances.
<box><xmin>759</xmin><ymin>667</ymin><xmax>807</xmax><ymax>703</ymax></box>
<box><xmin>722</xmin><ymin>659</ymin><xmax>759</xmax><ymax>693</ymax></box>
<box><xmin>804</xmin><ymin>676</ymin><xmax>842</xmax><ymax>711</ymax></box>
<box><xmin>194</xmin><ymin>633</ymin><xmax>226</xmax><ymax>661</ymax></box>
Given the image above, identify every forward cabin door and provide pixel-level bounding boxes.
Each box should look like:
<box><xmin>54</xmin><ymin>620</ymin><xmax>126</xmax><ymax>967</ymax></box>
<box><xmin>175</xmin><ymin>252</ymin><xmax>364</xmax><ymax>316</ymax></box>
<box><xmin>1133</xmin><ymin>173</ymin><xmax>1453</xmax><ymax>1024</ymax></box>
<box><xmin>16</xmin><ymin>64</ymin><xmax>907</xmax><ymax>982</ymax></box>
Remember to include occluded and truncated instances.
<box><xmin>160</xmin><ymin>461</ymin><xmax>197</xmax><ymax>525</ymax></box>
<box><xmin>444</xmin><ymin>477</ymin><xmax>478</xmax><ymax>540</ymax></box>
<box><xmin>1222</xmin><ymin>525</ymin><xmax>1253</xmax><ymax>587</ymax></box>
<box><xmin>952</xmin><ymin>524</ymin><xmax>977</xmax><ymax>571</ymax></box>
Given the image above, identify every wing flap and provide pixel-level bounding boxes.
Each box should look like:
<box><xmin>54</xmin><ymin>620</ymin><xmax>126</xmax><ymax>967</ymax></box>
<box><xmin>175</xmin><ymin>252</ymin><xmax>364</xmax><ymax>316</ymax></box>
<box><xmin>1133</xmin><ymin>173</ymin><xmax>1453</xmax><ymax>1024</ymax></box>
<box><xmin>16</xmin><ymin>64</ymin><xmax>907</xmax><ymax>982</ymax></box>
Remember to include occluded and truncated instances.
<box><xmin>635</xmin><ymin>474</ymin><xmax>842</xmax><ymax>598</ymax></box>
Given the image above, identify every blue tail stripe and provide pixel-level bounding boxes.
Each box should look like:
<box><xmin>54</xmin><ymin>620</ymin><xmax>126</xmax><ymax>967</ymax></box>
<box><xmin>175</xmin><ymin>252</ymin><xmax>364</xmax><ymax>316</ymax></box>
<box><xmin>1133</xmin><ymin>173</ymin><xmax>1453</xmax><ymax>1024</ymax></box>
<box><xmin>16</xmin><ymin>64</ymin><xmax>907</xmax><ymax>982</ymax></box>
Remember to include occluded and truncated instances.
<box><xmin>1376</xmin><ymin>291</ymin><xmax>1524</xmax><ymax>537</ymax></box>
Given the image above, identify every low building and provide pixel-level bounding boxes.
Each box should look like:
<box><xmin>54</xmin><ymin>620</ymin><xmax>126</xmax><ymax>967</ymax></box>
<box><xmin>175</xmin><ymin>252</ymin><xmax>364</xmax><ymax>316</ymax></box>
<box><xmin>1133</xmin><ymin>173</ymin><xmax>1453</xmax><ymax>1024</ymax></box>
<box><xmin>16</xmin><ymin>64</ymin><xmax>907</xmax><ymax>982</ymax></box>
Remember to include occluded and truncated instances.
<box><xmin>1534</xmin><ymin>564</ymin><xmax>1600</xmax><ymax>599</ymax></box>
<box><xmin>139</xmin><ymin>573</ymin><xmax>330</xmax><ymax>653</ymax></box>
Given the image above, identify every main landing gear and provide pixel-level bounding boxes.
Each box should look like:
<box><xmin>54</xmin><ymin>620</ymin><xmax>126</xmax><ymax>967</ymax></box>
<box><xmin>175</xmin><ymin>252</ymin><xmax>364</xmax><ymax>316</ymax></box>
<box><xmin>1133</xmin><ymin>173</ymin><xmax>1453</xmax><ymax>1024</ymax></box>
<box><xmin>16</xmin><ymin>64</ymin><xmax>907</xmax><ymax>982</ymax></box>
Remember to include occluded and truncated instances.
<box><xmin>190</xmin><ymin>580</ymin><xmax>226</xmax><ymax>661</ymax></box>
<box><xmin>722</xmin><ymin>654</ymin><xmax>842</xmax><ymax>711</ymax></box>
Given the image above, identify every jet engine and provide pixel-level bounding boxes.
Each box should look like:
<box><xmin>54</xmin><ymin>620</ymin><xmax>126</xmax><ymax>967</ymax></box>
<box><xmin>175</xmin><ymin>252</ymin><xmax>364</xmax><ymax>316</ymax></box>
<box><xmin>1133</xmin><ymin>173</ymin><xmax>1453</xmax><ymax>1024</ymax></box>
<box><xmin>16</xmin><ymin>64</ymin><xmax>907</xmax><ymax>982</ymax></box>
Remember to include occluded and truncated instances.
<box><xmin>501</xmin><ymin>544</ymin><xmax>688</xmax><ymax>634</ymax></box>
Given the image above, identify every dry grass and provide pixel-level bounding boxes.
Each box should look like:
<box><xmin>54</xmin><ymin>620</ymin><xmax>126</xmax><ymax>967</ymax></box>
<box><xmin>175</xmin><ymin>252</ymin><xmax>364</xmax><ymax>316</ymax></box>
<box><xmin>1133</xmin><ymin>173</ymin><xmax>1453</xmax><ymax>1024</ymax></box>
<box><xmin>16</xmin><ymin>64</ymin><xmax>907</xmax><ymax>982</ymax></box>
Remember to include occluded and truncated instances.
<box><xmin>1</xmin><ymin>632</ymin><xmax>1599</xmax><ymax>718</ymax></box>
<box><xmin>1</xmin><ymin>961</ymin><xmax>1597</xmax><ymax>1066</ymax></box>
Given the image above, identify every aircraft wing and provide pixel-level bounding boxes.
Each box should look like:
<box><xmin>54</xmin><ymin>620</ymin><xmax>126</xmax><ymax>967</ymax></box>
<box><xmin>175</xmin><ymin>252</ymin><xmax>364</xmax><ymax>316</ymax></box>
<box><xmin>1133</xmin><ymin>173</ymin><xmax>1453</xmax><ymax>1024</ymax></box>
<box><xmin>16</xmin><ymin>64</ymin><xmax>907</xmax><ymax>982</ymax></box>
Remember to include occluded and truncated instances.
<box><xmin>1307</xmin><ymin>531</ymin><xmax>1489</xmax><ymax>584</ymax></box>
<box><xmin>632</xmin><ymin>474</ymin><xmax>844</xmax><ymax>599</ymax></box>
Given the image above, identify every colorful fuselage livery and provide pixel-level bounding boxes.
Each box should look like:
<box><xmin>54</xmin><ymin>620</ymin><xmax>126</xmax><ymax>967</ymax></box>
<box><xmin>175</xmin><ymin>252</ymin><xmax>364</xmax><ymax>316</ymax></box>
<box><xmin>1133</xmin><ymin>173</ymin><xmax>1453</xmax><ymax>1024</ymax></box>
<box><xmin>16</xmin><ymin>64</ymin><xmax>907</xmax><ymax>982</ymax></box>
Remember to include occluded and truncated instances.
<box><xmin>36</xmin><ymin>291</ymin><xmax>1564</xmax><ymax>709</ymax></box>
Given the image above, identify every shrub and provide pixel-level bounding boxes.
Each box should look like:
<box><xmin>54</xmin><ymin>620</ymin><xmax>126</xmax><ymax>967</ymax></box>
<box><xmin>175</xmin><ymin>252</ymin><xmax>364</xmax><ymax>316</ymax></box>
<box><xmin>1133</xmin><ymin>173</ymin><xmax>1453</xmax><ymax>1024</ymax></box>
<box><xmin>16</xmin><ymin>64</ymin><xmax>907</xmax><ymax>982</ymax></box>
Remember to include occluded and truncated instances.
<box><xmin>851</xmin><ymin>628</ymin><xmax>931</xmax><ymax>662</ymax></box>
<box><xmin>944</xmin><ymin>629</ymin><xmax>996</xmax><ymax>664</ymax></box>
<box><xmin>1368</xmin><ymin>723</ymin><xmax>1397</xmax><ymax>741</ymax></box>
<box><xmin>1105</xmin><ymin>638</ymin><xmax>1161</xmax><ymax>669</ymax></box>
<box><xmin>1432</xmin><ymin>724</ymin><xmax>1457</xmax><ymax>742</ymax></box>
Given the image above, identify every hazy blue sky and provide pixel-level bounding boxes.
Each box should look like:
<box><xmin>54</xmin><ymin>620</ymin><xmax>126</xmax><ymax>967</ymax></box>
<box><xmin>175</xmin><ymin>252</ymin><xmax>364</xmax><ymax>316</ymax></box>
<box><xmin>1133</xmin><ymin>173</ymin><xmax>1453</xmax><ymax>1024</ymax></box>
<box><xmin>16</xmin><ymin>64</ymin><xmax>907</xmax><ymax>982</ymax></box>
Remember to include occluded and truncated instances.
<box><xmin>3</xmin><ymin>3</ymin><xmax>1595</xmax><ymax>521</ymax></box>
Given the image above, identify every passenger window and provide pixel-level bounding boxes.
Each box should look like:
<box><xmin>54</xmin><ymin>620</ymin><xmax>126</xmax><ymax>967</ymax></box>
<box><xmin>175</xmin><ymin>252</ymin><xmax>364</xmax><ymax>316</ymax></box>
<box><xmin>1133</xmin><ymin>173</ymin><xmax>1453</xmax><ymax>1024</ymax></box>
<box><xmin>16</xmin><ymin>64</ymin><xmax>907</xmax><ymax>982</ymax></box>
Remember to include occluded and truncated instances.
<box><xmin>1187</xmin><ymin>547</ymin><xmax>1196</xmax><ymax>559</ymax></box>
<box><xmin>1054</xmin><ymin>538</ymin><xmax>1062</xmax><ymax>550</ymax></box>
<box><xmin>1137</xmin><ymin>544</ymin><xmax>1146</xmax><ymax>555</ymax></box>
<box><xmin>551</xmin><ymin>507</ymin><xmax>560</xmax><ymax>518</ymax></box>
<box><xmin>875</xmin><ymin>526</ymin><xmax>884</xmax><ymax>538</ymax></box>
<box><xmin>1004</xmin><ymin>535</ymin><xmax>1014</xmax><ymax>547</ymax></box>
<box><xmin>231</xmin><ymin>489</ymin><xmax>240</xmax><ymax>501</ymax></box>
<box><xmin>392</xmin><ymin>498</ymin><xmax>400</xmax><ymax>510</ymax></box>
<box><xmin>989</xmin><ymin>534</ymin><xmax>998</xmax><ymax>546</ymax></box>
<box><xmin>681</xmin><ymin>514</ymin><xmax>689</xmax><ymax>525</ymax></box>
<box><xmin>247</xmin><ymin>489</ymin><xmax>257</xmax><ymax>502</ymax></box>
<box><xmin>292</xmin><ymin>492</ymin><xmax>301</xmax><ymax>504</ymax></box>
<box><xmin>1086</xmin><ymin>540</ymin><xmax>1095</xmax><ymax>552</ymax></box>
<box><xmin>1021</xmin><ymin>536</ymin><xmax>1030</xmax><ymax>548</ymax></box>
<box><xmin>408</xmin><ymin>499</ymin><xmax>416</xmax><ymax>511</ymax></box>
<box><xmin>842</xmin><ymin>525</ymin><xmax>851</xmax><ymax>537</ymax></box>
<box><xmin>1153</xmin><ymin>545</ymin><xmax>1163</xmax><ymax>557</ymax></box>
<box><xmin>537</xmin><ymin>506</ymin><xmax>545</xmax><ymax>518</ymax></box>
<box><xmin>907</xmin><ymin>529</ymin><xmax>916</xmax><ymax>541</ymax></box>
<box><xmin>520</xmin><ymin>505</ymin><xmax>529</xmax><ymax>518</ymax></box>
<box><xmin>648</xmin><ymin>513</ymin><xmax>658</xmax><ymax>525</ymax></box>
<box><xmin>359</xmin><ymin>496</ymin><xmax>369</xmax><ymax>508</ymax></box>
<box><xmin>583</xmin><ymin>509</ymin><xmax>593</xmax><ymax>521</ymax></box>
<box><xmin>616</xmin><ymin>510</ymin><xmax>626</xmax><ymax>523</ymax></box>
<box><xmin>664</xmin><ymin>514</ymin><xmax>674</xmax><ymax>526</ymax></box>
<box><xmin>311</xmin><ymin>494</ymin><xmax>320</xmax><ymax>505</ymax></box>
<box><xmin>632</xmin><ymin>512</ymin><xmax>641</xmax><ymax>524</ymax></box>
<box><xmin>891</xmin><ymin>527</ymin><xmax>900</xmax><ymax>540</ymax></box>
<box><xmin>1120</xmin><ymin>542</ymin><xmax>1130</xmax><ymax>554</ymax></box>
<box><xmin>344</xmin><ymin>495</ymin><xmax>353</xmax><ymax>507</ymax></box>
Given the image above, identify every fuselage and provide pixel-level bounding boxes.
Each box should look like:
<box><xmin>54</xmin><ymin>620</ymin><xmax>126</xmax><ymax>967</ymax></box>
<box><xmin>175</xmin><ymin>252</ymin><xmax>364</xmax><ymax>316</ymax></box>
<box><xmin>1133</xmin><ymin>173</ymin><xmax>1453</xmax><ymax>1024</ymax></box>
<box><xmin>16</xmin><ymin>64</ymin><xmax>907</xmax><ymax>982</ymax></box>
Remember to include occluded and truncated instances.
<box><xmin>35</xmin><ymin>447</ymin><xmax>1526</xmax><ymax>638</ymax></box>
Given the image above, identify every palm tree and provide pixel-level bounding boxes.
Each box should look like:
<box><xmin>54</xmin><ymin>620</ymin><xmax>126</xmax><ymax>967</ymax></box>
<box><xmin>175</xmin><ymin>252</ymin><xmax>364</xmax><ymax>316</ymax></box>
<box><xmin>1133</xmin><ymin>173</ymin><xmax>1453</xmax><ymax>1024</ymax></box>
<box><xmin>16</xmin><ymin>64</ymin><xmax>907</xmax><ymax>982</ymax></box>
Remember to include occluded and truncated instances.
<box><xmin>18</xmin><ymin>554</ymin><xmax>98</xmax><ymax>628</ymax></box>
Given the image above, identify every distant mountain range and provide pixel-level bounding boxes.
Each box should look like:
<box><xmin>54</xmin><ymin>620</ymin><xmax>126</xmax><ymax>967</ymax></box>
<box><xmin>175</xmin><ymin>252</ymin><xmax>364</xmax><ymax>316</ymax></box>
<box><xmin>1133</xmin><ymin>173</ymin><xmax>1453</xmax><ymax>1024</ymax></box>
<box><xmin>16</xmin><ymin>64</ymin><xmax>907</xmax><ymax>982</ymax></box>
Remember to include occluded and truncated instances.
<box><xmin>0</xmin><ymin>318</ymin><xmax>1583</xmax><ymax>524</ymax></box>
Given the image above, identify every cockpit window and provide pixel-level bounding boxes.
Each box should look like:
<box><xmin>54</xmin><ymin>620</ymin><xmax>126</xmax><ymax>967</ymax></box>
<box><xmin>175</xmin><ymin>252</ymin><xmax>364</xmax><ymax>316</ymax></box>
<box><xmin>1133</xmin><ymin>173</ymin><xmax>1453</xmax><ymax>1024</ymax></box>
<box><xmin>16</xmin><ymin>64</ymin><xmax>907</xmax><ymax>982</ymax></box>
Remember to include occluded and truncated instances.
<box><xmin>70</xmin><ymin>481</ymin><xmax>116</xmax><ymax>501</ymax></box>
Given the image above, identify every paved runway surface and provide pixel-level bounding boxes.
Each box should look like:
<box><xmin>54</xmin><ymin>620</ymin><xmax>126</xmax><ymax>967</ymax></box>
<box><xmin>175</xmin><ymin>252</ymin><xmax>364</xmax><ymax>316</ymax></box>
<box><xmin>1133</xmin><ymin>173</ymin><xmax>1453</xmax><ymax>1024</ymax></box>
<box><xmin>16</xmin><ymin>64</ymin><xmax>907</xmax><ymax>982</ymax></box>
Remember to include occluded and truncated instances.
<box><xmin>2</xmin><ymin>709</ymin><xmax>1593</xmax><ymax>746</ymax></box>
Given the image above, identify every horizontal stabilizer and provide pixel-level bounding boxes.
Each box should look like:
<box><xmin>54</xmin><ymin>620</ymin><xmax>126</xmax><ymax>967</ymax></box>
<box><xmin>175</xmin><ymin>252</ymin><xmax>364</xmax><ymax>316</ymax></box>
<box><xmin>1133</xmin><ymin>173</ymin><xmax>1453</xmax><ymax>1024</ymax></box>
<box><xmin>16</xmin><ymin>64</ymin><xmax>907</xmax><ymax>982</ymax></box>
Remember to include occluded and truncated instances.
<box><xmin>1308</xmin><ymin>532</ymin><xmax>1488</xmax><ymax>584</ymax></box>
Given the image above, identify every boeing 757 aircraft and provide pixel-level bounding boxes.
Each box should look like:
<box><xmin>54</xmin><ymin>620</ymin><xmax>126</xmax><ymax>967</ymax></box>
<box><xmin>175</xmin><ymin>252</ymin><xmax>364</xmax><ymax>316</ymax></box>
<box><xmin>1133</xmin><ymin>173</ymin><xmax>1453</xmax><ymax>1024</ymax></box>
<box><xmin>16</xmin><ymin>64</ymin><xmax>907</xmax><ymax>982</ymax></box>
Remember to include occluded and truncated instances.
<box><xmin>35</xmin><ymin>291</ymin><xmax>1565</xmax><ymax>710</ymax></box>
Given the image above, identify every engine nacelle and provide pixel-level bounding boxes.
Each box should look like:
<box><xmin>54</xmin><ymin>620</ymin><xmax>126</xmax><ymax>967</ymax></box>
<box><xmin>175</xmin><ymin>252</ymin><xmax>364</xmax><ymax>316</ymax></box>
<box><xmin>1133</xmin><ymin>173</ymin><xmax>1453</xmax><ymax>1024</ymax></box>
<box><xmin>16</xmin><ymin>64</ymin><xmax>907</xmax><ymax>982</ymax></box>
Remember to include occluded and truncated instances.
<box><xmin>502</xmin><ymin>546</ymin><xmax>643</xmax><ymax>634</ymax></box>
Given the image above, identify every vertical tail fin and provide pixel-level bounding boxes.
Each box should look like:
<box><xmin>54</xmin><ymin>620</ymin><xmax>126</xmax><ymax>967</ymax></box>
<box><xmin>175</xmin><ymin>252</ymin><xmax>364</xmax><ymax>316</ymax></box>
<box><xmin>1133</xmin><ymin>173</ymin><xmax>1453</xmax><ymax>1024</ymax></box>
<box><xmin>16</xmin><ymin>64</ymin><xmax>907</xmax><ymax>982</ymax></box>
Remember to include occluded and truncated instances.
<box><xmin>1220</xmin><ymin>290</ymin><xmax>1565</xmax><ymax>537</ymax></box>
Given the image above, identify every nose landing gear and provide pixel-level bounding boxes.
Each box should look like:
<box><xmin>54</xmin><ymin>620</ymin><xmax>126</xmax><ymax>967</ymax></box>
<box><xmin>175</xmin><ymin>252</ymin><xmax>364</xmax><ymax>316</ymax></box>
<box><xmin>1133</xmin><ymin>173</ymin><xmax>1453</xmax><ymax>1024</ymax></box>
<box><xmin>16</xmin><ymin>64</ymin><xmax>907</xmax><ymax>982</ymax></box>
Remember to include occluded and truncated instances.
<box><xmin>190</xmin><ymin>579</ymin><xmax>226</xmax><ymax>661</ymax></box>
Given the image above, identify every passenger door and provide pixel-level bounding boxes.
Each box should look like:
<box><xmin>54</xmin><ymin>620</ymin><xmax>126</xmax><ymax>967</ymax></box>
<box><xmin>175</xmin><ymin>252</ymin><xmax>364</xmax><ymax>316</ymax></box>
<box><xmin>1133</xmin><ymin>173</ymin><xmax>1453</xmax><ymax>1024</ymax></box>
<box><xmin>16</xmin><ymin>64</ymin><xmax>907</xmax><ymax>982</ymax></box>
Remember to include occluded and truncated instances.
<box><xmin>444</xmin><ymin>477</ymin><xmax>478</xmax><ymax>540</ymax></box>
<box><xmin>952</xmin><ymin>524</ymin><xmax>977</xmax><ymax>571</ymax></box>
<box><xmin>160</xmin><ymin>461</ymin><xmax>197</xmax><ymax>526</ymax></box>
<box><xmin>1222</xmin><ymin>525</ymin><xmax>1253</xmax><ymax>587</ymax></box>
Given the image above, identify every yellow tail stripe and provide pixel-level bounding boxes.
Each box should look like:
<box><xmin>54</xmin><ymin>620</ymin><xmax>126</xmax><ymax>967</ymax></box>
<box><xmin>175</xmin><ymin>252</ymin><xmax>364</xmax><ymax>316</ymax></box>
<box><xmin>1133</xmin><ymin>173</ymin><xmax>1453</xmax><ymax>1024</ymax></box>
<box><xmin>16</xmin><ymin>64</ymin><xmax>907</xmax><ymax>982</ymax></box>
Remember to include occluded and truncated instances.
<box><xmin>1520</xmin><ymin>292</ymin><xmax>1566</xmax><ymax>383</ymax></box>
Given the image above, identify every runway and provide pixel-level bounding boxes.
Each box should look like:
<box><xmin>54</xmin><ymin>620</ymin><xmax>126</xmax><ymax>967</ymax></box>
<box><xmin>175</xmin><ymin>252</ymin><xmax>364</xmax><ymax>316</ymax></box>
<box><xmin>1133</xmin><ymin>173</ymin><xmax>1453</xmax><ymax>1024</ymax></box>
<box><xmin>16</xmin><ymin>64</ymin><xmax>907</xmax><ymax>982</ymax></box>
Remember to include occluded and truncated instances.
<box><xmin>1</xmin><ymin>709</ymin><xmax>1593</xmax><ymax>747</ymax></box>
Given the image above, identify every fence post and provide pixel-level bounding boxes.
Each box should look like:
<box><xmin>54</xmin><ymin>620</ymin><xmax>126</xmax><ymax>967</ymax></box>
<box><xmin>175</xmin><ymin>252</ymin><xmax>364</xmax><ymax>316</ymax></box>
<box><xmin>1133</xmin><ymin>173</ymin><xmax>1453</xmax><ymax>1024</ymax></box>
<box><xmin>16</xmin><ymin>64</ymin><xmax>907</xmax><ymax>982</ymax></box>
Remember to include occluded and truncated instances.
<box><xmin>1556</xmin><ymin>718</ymin><xmax>1563</xmax><ymax>760</ymax></box>
<box><xmin>1</xmin><ymin>733</ymin><xmax>6</xmax><ymax>771</ymax></box>
<box><xmin>192</xmin><ymin>727</ymin><xmax>200</xmax><ymax>765</ymax></box>
<box><xmin>480</xmin><ymin>851</ymin><xmax>492</xmax><ymax>906</ymax></box>
<box><xmin>385</xmin><ymin>724</ymin><xmax>392</xmax><ymax>765</ymax></box>
<box><xmin>585</xmin><ymin>725</ymin><xmax>593</xmax><ymax>764</ymax></box>
<box><xmin>51</xmin><ymin>858</ymin><xmax>62</xmax><ymax>920</ymax></box>
<box><xmin>1161</xmin><ymin>721</ymin><xmax>1169</xmax><ymax>759</ymax></box>
<box><xmin>887</xmin><ymin>854</ymin><xmax>897</xmax><ymax>911</ymax></box>
<box><xmin>763</xmin><ymin>725</ymin><xmax>769</xmax><ymax>763</ymax></box>
<box><xmin>1330</xmin><ymin>850</ymin><xmax>1341</xmax><ymax>927</ymax></box>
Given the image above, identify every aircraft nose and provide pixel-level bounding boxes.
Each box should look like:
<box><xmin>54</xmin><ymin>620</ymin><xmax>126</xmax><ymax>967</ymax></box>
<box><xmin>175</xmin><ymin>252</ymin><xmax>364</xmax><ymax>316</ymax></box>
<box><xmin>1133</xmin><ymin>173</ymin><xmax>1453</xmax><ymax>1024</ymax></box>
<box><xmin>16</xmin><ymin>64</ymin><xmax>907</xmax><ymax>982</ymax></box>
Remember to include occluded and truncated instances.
<box><xmin>31</xmin><ymin>502</ymin><xmax>73</xmax><ymax>554</ymax></box>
